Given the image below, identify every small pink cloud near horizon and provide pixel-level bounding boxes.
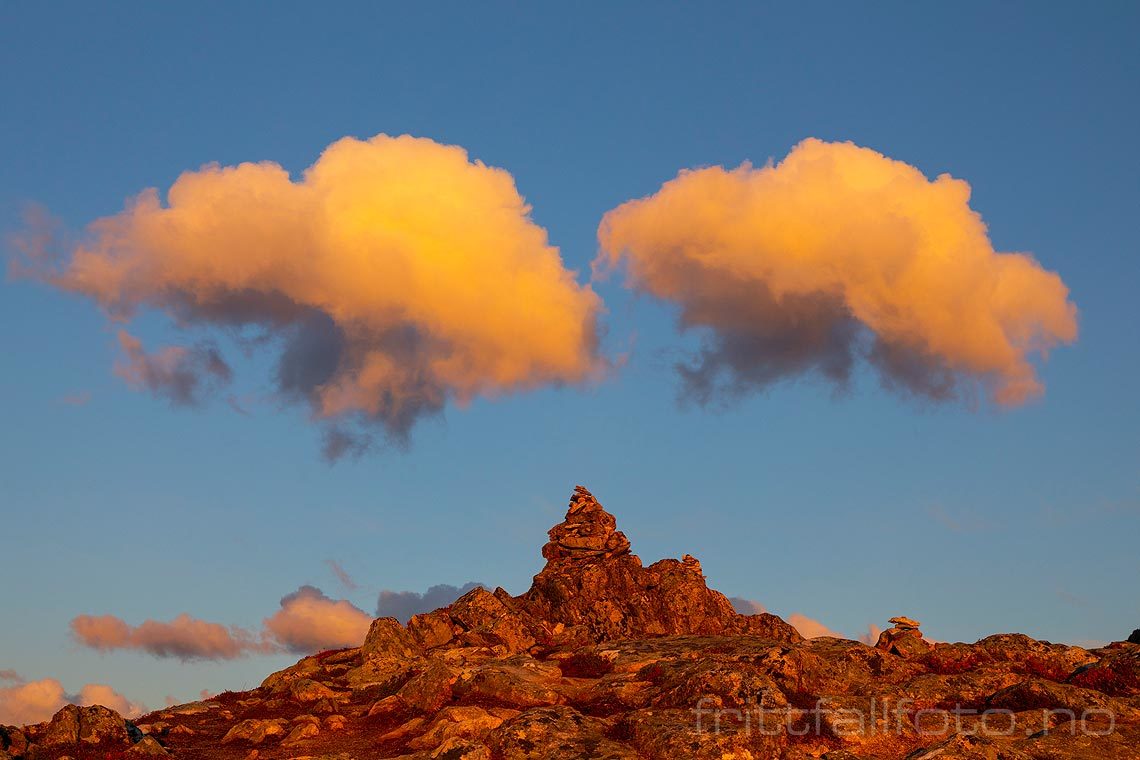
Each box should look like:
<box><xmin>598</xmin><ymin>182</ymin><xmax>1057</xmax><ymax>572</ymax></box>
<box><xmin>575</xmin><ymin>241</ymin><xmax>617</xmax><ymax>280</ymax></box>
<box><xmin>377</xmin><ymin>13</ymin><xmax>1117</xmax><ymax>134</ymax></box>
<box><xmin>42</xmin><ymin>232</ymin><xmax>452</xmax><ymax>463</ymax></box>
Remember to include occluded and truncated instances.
<box><xmin>70</xmin><ymin>585</ymin><xmax>373</xmax><ymax>661</ymax></box>
<box><xmin>0</xmin><ymin>672</ymin><xmax>144</xmax><ymax>726</ymax></box>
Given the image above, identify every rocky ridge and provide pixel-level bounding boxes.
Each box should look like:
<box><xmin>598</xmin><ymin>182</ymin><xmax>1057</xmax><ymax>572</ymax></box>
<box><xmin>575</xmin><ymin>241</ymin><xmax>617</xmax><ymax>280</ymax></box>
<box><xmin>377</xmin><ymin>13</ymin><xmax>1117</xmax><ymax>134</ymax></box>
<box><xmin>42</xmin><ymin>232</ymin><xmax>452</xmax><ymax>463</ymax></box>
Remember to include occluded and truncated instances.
<box><xmin>4</xmin><ymin>486</ymin><xmax>1139</xmax><ymax>760</ymax></box>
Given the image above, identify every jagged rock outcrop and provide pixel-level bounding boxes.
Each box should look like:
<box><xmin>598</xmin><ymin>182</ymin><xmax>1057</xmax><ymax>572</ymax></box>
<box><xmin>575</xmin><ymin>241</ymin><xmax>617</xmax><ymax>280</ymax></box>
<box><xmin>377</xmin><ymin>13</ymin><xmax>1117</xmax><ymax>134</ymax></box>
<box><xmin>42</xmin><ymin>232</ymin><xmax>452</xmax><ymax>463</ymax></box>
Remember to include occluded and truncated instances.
<box><xmin>1129</xmin><ymin>628</ymin><xmax>1140</xmax><ymax>645</ymax></box>
<box><xmin>519</xmin><ymin>485</ymin><xmax>801</xmax><ymax>644</ymax></box>
<box><xmin>8</xmin><ymin>486</ymin><xmax>1140</xmax><ymax>760</ymax></box>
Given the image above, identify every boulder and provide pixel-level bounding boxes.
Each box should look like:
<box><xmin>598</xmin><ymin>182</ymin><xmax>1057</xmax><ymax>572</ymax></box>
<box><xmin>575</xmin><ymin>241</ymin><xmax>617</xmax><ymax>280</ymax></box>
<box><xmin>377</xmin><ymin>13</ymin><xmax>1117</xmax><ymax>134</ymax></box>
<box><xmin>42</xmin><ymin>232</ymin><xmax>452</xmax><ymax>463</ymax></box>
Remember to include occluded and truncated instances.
<box><xmin>398</xmin><ymin>659</ymin><xmax>459</xmax><ymax>713</ymax></box>
<box><xmin>455</xmin><ymin>658</ymin><xmax>567</xmax><ymax>708</ymax></box>
<box><xmin>487</xmin><ymin>705</ymin><xmax>638</xmax><ymax>759</ymax></box>
<box><xmin>261</xmin><ymin>656</ymin><xmax>324</xmax><ymax>692</ymax></box>
<box><xmin>369</xmin><ymin>694</ymin><xmax>413</xmax><ymax>722</ymax></box>
<box><xmin>409</xmin><ymin>610</ymin><xmax>457</xmax><ymax>649</ymax></box>
<box><xmin>126</xmin><ymin>736</ymin><xmax>169</xmax><ymax>756</ymax></box>
<box><xmin>406</xmin><ymin>706</ymin><xmax>503</xmax><ymax>750</ymax></box>
<box><xmin>37</xmin><ymin>705</ymin><xmax>80</xmax><ymax>747</ymax></box>
<box><xmin>289</xmin><ymin>678</ymin><xmax>344</xmax><ymax>703</ymax></box>
<box><xmin>38</xmin><ymin>705</ymin><xmax>140</xmax><ymax>748</ymax></box>
<box><xmin>363</xmin><ymin>618</ymin><xmax>422</xmax><ymax>661</ymax></box>
<box><xmin>220</xmin><ymin>719</ymin><xmax>287</xmax><ymax>745</ymax></box>
<box><xmin>448</xmin><ymin>587</ymin><xmax>536</xmax><ymax>653</ymax></box>
<box><xmin>280</xmin><ymin>721</ymin><xmax>320</xmax><ymax>746</ymax></box>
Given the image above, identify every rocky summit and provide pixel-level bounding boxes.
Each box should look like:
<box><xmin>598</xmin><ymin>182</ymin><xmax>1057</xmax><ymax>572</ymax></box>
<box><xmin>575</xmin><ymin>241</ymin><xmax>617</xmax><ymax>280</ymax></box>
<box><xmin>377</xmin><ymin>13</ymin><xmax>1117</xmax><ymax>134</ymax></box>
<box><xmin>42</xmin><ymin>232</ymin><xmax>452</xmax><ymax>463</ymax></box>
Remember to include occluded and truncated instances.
<box><xmin>4</xmin><ymin>487</ymin><xmax>1140</xmax><ymax>760</ymax></box>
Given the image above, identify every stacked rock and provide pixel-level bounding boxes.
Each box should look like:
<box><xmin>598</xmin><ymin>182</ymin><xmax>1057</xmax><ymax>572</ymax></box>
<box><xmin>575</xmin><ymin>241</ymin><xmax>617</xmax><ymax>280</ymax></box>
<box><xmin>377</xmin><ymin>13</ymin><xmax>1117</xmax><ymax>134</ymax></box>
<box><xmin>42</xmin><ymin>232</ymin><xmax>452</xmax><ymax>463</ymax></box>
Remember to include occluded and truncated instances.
<box><xmin>874</xmin><ymin>615</ymin><xmax>933</xmax><ymax>658</ymax></box>
<box><xmin>540</xmin><ymin>485</ymin><xmax>632</xmax><ymax>562</ymax></box>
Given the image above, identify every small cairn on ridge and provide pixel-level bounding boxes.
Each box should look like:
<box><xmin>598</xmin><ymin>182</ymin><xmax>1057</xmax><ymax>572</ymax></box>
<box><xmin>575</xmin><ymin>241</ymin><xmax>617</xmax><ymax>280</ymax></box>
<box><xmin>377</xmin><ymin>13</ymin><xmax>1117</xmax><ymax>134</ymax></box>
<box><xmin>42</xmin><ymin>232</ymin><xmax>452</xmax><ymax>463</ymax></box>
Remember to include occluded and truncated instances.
<box><xmin>875</xmin><ymin>615</ymin><xmax>933</xmax><ymax>658</ymax></box>
<box><xmin>541</xmin><ymin>485</ymin><xmax>632</xmax><ymax>562</ymax></box>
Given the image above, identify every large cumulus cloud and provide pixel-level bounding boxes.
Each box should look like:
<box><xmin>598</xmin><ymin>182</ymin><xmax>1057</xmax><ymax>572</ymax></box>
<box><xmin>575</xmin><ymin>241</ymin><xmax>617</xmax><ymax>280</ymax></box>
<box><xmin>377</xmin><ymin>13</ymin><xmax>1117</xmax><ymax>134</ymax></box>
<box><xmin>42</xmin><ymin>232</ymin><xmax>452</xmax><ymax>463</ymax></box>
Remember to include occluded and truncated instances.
<box><xmin>22</xmin><ymin>134</ymin><xmax>604</xmax><ymax>456</ymax></box>
<box><xmin>596</xmin><ymin>138</ymin><xmax>1077</xmax><ymax>406</ymax></box>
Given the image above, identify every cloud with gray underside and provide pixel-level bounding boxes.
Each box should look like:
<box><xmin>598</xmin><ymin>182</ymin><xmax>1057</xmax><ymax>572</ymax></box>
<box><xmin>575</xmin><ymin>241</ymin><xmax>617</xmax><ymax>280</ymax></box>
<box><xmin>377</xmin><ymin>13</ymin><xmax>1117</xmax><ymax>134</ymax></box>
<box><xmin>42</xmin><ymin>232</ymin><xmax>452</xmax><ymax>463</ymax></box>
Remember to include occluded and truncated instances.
<box><xmin>376</xmin><ymin>582</ymin><xmax>483</xmax><ymax>622</ymax></box>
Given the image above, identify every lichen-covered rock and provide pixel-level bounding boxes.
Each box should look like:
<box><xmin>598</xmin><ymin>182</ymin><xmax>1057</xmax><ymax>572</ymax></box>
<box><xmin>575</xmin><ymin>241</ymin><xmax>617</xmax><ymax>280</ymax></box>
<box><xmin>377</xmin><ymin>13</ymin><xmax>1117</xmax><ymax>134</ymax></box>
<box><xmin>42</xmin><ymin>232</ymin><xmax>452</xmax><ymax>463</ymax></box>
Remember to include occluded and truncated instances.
<box><xmin>448</xmin><ymin>588</ymin><xmax>536</xmax><ymax>653</ymax></box>
<box><xmin>454</xmin><ymin>657</ymin><xmax>567</xmax><ymax>708</ymax></box>
<box><xmin>346</xmin><ymin>659</ymin><xmax>419</xmax><ymax>692</ymax></box>
<box><xmin>260</xmin><ymin>655</ymin><xmax>324</xmax><ymax>692</ymax></box>
<box><xmin>280</xmin><ymin>720</ymin><xmax>320</xmax><ymax>746</ymax></box>
<box><xmin>424</xmin><ymin>737</ymin><xmax>492</xmax><ymax>759</ymax></box>
<box><xmin>1068</xmin><ymin>647</ymin><xmax>1140</xmax><ymax>696</ymax></box>
<box><xmin>37</xmin><ymin>705</ymin><xmax>139</xmax><ymax>748</ymax></box>
<box><xmin>621</xmin><ymin>705</ymin><xmax>788</xmax><ymax>759</ymax></box>
<box><xmin>36</xmin><ymin>705</ymin><xmax>80</xmax><ymax>747</ymax></box>
<box><xmin>126</xmin><ymin>735</ymin><xmax>169</xmax><ymax>756</ymax></box>
<box><xmin>986</xmin><ymin>677</ymin><xmax>1115</xmax><ymax>715</ymax></box>
<box><xmin>973</xmin><ymin>633</ymin><xmax>1096</xmax><ymax>676</ymax></box>
<box><xmin>398</xmin><ymin>659</ymin><xmax>459</xmax><ymax>713</ymax></box>
<box><xmin>220</xmin><ymin>718</ymin><xmax>287</xmax><ymax>745</ymax></box>
<box><xmin>487</xmin><ymin>705</ymin><xmax>638</xmax><ymax>759</ymax></box>
<box><xmin>409</xmin><ymin>610</ymin><xmax>457</xmax><ymax>649</ymax></box>
<box><xmin>406</xmin><ymin>706</ymin><xmax>503</xmax><ymax>750</ymax></box>
<box><xmin>0</xmin><ymin>726</ymin><xmax>28</xmax><ymax>758</ymax></box>
<box><xmin>905</xmin><ymin>733</ymin><xmax>1034</xmax><ymax>759</ymax></box>
<box><xmin>289</xmin><ymin>677</ymin><xmax>344</xmax><ymax>703</ymax></box>
<box><xmin>364</xmin><ymin>618</ymin><xmax>423</xmax><ymax>661</ymax></box>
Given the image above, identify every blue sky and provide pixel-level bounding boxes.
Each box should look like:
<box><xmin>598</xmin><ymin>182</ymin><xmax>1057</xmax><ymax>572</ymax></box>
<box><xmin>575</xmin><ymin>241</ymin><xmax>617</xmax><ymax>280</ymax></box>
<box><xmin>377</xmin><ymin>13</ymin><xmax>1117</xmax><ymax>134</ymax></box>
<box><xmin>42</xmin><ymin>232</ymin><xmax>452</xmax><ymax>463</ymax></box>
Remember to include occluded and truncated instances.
<box><xmin>1</xmin><ymin>2</ymin><xmax>1137</xmax><ymax>712</ymax></box>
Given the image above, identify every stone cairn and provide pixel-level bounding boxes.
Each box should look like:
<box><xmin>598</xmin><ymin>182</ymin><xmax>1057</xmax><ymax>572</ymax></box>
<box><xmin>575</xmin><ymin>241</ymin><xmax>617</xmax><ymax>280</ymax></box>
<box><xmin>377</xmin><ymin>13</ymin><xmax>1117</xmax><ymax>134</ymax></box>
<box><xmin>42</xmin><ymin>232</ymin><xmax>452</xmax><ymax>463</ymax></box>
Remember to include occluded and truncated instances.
<box><xmin>875</xmin><ymin>615</ymin><xmax>933</xmax><ymax>658</ymax></box>
<box><xmin>541</xmin><ymin>485</ymin><xmax>632</xmax><ymax>562</ymax></box>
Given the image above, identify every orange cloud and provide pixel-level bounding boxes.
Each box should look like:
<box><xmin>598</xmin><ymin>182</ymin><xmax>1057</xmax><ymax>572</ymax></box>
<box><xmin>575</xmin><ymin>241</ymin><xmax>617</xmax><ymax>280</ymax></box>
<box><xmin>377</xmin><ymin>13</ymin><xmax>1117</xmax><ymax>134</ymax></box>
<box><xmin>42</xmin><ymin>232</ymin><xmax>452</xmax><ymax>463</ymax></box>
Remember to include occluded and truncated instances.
<box><xmin>23</xmin><ymin>134</ymin><xmax>604</xmax><ymax>455</ymax></box>
<box><xmin>859</xmin><ymin>624</ymin><xmax>884</xmax><ymax>646</ymax></box>
<box><xmin>787</xmin><ymin>613</ymin><xmax>845</xmax><ymax>639</ymax></box>
<box><xmin>263</xmin><ymin>586</ymin><xmax>372</xmax><ymax>653</ymax></box>
<box><xmin>596</xmin><ymin>138</ymin><xmax>1077</xmax><ymax>406</ymax></box>
<box><xmin>0</xmin><ymin>676</ymin><xmax>144</xmax><ymax>726</ymax></box>
<box><xmin>0</xmin><ymin>677</ymin><xmax>63</xmax><ymax>725</ymax></box>
<box><xmin>73</xmin><ymin>684</ymin><xmax>146</xmax><ymax>719</ymax></box>
<box><xmin>70</xmin><ymin>613</ymin><xmax>270</xmax><ymax>661</ymax></box>
<box><xmin>71</xmin><ymin>586</ymin><xmax>373</xmax><ymax>661</ymax></box>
